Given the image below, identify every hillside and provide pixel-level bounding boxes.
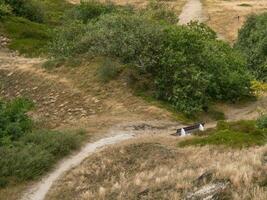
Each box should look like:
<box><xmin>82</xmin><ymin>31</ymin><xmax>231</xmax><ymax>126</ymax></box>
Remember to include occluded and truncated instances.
<box><xmin>0</xmin><ymin>0</ymin><xmax>267</xmax><ymax>200</ymax></box>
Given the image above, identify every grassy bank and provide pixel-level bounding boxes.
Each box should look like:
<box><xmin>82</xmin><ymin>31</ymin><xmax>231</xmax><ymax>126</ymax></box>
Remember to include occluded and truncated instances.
<box><xmin>0</xmin><ymin>0</ymin><xmax>73</xmax><ymax>56</ymax></box>
<box><xmin>179</xmin><ymin>120</ymin><xmax>267</xmax><ymax>148</ymax></box>
<box><xmin>0</xmin><ymin>97</ymin><xmax>86</xmax><ymax>194</ymax></box>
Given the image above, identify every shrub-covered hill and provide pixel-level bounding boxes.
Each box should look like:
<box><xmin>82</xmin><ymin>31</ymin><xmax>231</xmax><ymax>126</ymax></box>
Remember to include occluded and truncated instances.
<box><xmin>49</xmin><ymin>1</ymin><xmax>252</xmax><ymax>116</ymax></box>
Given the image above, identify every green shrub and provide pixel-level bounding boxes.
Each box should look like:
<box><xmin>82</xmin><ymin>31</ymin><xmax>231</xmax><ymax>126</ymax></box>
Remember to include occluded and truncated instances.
<box><xmin>235</xmin><ymin>12</ymin><xmax>267</xmax><ymax>81</ymax></box>
<box><xmin>256</xmin><ymin>115</ymin><xmax>267</xmax><ymax>129</ymax></box>
<box><xmin>0</xmin><ymin>98</ymin><xmax>86</xmax><ymax>184</ymax></box>
<box><xmin>97</xmin><ymin>59</ymin><xmax>121</xmax><ymax>83</ymax></box>
<box><xmin>0</xmin><ymin>177</ymin><xmax>8</xmax><ymax>188</ymax></box>
<box><xmin>0</xmin><ymin>129</ymin><xmax>85</xmax><ymax>182</ymax></box>
<box><xmin>0</xmin><ymin>1</ymin><xmax>12</xmax><ymax>18</ymax></box>
<box><xmin>0</xmin><ymin>98</ymin><xmax>33</xmax><ymax>141</ymax></box>
<box><xmin>42</xmin><ymin>57</ymin><xmax>65</xmax><ymax>69</ymax></box>
<box><xmin>179</xmin><ymin>120</ymin><xmax>267</xmax><ymax>148</ymax></box>
<box><xmin>67</xmin><ymin>0</ymin><xmax>118</xmax><ymax>23</ymax></box>
<box><xmin>4</xmin><ymin>0</ymin><xmax>45</xmax><ymax>22</ymax></box>
<box><xmin>50</xmin><ymin>9</ymin><xmax>252</xmax><ymax>115</ymax></box>
<box><xmin>21</xmin><ymin>130</ymin><xmax>84</xmax><ymax>159</ymax></box>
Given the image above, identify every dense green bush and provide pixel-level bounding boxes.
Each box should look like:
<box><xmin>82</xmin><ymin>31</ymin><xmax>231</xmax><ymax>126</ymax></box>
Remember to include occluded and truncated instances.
<box><xmin>0</xmin><ymin>1</ymin><xmax>12</xmax><ymax>18</ymax></box>
<box><xmin>0</xmin><ymin>98</ymin><xmax>33</xmax><ymax>141</ymax></box>
<box><xmin>235</xmin><ymin>12</ymin><xmax>267</xmax><ymax>81</ymax></box>
<box><xmin>256</xmin><ymin>114</ymin><xmax>267</xmax><ymax>129</ymax></box>
<box><xmin>0</xmin><ymin>130</ymin><xmax>84</xmax><ymax>181</ymax></box>
<box><xmin>0</xmin><ymin>98</ymin><xmax>85</xmax><ymax>186</ymax></box>
<box><xmin>3</xmin><ymin>0</ymin><xmax>44</xmax><ymax>22</ymax></box>
<box><xmin>50</xmin><ymin>7</ymin><xmax>252</xmax><ymax>115</ymax></box>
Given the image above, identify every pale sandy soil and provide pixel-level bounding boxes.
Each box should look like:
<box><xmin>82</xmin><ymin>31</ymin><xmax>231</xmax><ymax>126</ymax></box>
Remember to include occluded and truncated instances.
<box><xmin>179</xmin><ymin>0</ymin><xmax>206</xmax><ymax>24</ymax></box>
<box><xmin>203</xmin><ymin>0</ymin><xmax>267</xmax><ymax>43</ymax></box>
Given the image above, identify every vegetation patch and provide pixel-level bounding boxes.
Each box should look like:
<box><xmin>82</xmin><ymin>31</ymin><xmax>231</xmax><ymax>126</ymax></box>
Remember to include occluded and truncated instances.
<box><xmin>238</xmin><ymin>3</ymin><xmax>252</xmax><ymax>7</ymax></box>
<box><xmin>179</xmin><ymin>120</ymin><xmax>267</xmax><ymax>148</ymax></box>
<box><xmin>235</xmin><ymin>12</ymin><xmax>267</xmax><ymax>81</ymax></box>
<box><xmin>0</xmin><ymin>97</ymin><xmax>86</xmax><ymax>187</ymax></box>
<box><xmin>0</xmin><ymin>0</ymin><xmax>73</xmax><ymax>56</ymax></box>
<box><xmin>0</xmin><ymin>16</ymin><xmax>51</xmax><ymax>56</ymax></box>
<box><xmin>97</xmin><ymin>59</ymin><xmax>122</xmax><ymax>83</ymax></box>
<box><xmin>49</xmin><ymin>1</ymin><xmax>252</xmax><ymax>116</ymax></box>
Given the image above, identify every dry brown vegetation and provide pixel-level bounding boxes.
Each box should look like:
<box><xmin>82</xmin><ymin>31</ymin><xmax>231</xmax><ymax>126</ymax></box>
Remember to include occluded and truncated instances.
<box><xmin>46</xmin><ymin>137</ymin><xmax>267</xmax><ymax>200</ymax></box>
<box><xmin>203</xmin><ymin>0</ymin><xmax>267</xmax><ymax>42</ymax></box>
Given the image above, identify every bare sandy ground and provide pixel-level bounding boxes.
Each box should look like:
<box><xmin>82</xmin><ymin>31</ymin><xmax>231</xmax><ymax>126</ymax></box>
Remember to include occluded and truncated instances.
<box><xmin>203</xmin><ymin>0</ymin><xmax>267</xmax><ymax>42</ymax></box>
<box><xmin>179</xmin><ymin>0</ymin><xmax>206</xmax><ymax>24</ymax></box>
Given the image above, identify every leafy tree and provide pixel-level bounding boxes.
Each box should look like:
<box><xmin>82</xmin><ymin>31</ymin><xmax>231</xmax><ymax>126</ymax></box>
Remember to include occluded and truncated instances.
<box><xmin>235</xmin><ymin>12</ymin><xmax>267</xmax><ymax>81</ymax></box>
<box><xmin>50</xmin><ymin>10</ymin><xmax>252</xmax><ymax>115</ymax></box>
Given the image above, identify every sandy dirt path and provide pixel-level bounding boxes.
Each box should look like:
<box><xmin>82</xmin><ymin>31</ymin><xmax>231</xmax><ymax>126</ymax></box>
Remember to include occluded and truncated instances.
<box><xmin>22</xmin><ymin>132</ymin><xmax>134</xmax><ymax>200</ymax></box>
<box><xmin>179</xmin><ymin>0</ymin><xmax>205</xmax><ymax>24</ymax></box>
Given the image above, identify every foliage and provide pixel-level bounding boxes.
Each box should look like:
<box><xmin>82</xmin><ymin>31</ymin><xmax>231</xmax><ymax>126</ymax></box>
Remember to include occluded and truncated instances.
<box><xmin>250</xmin><ymin>80</ymin><xmax>267</xmax><ymax>97</ymax></box>
<box><xmin>0</xmin><ymin>98</ymin><xmax>33</xmax><ymax>141</ymax></box>
<box><xmin>179</xmin><ymin>120</ymin><xmax>267</xmax><ymax>148</ymax></box>
<box><xmin>3</xmin><ymin>0</ymin><xmax>45</xmax><ymax>22</ymax></box>
<box><xmin>0</xmin><ymin>130</ymin><xmax>85</xmax><ymax>181</ymax></box>
<box><xmin>66</xmin><ymin>0</ymin><xmax>118</xmax><ymax>23</ymax></box>
<box><xmin>0</xmin><ymin>0</ymin><xmax>74</xmax><ymax>56</ymax></box>
<box><xmin>256</xmin><ymin>114</ymin><xmax>267</xmax><ymax>129</ymax></box>
<box><xmin>0</xmin><ymin>16</ymin><xmax>52</xmax><ymax>56</ymax></box>
<box><xmin>235</xmin><ymin>12</ymin><xmax>267</xmax><ymax>81</ymax></box>
<box><xmin>0</xmin><ymin>1</ymin><xmax>12</xmax><ymax>18</ymax></box>
<box><xmin>0</xmin><ymin>98</ymin><xmax>86</xmax><ymax>186</ymax></box>
<box><xmin>50</xmin><ymin>10</ymin><xmax>252</xmax><ymax>115</ymax></box>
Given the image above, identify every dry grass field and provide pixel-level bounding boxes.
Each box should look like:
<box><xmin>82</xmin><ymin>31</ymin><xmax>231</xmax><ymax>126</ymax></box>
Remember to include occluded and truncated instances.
<box><xmin>203</xmin><ymin>0</ymin><xmax>267</xmax><ymax>43</ymax></box>
<box><xmin>45</xmin><ymin>135</ymin><xmax>267</xmax><ymax>200</ymax></box>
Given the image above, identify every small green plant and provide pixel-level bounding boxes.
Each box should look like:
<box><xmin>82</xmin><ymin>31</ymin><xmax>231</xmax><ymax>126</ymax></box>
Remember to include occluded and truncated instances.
<box><xmin>256</xmin><ymin>114</ymin><xmax>267</xmax><ymax>129</ymax></box>
<box><xmin>0</xmin><ymin>177</ymin><xmax>8</xmax><ymax>188</ymax></box>
<box><xmin>97</xmin><ymin>59</ymin><xmax>121</xmax><ymax>83</ymax></box>
<box><xmin>238</xmin><ymin>3</ymin><xmax>252</xmax><ymax>7</ymax></box>
<box><xmin>42</xmin><ymin>57</ymin><xmax>66</xmax><ymax>69</ymax></box>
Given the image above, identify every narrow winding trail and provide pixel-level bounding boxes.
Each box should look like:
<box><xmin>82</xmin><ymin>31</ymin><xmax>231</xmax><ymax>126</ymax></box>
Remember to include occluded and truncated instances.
<box><xmin>22</xmin><ymin>133</ymin><xmax>134</xmax><ymax>200</ymax></box>
<box><xmin>179</xmin><ymin>0</ymin><xmax>205</xmax><ymax>24</ymax></box>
